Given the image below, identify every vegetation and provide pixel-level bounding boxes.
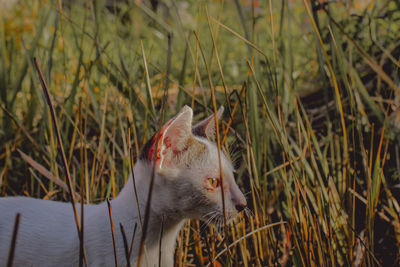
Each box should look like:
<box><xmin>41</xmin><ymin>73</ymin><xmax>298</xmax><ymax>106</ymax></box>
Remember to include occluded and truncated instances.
<box><xmin>1</xmin><ymin>0</ymin><xmax>399</xmax><ymax>265</ymax></box>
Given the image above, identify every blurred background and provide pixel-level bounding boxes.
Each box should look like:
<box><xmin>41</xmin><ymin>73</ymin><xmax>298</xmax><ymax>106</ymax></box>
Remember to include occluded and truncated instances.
<box><xmin>0</xmin><ymin>0</ymin><xmax>399</xmax><ymax>266</ymax></box>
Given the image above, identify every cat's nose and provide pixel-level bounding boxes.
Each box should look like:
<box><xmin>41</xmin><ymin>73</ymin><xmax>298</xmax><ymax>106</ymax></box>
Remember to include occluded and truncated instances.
<box><xmin>234</xmin><ymin>196</ymin><xmax>247</xmax><ymax>212</ymax></box>
<box><xmin>231</xmin><ymin>184</ymin><xmax>247</xmax><ymax>212</ymax></box>
<box><xmin>235</xmin><ymin>204</ymin><xmax>246</xmax><ymax>212</ymax></box>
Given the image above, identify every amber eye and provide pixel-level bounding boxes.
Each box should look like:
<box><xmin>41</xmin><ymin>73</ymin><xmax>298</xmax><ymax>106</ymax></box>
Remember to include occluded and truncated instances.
<box><xmin>207</xmin><ymin>177</ymin><xmax>220</xmax><ymax>188</ymax></box>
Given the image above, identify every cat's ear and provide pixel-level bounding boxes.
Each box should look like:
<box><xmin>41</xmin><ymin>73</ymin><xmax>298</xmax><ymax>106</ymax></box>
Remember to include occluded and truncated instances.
<box><xmin>142</xmin><ymin>105</ymin><xmax>193</xmax><ymax>169</ymax></box>
<box><xmin>192</xmin><ymin>106</ymin><xmax>224</xmax><ymax>140</ymax></box>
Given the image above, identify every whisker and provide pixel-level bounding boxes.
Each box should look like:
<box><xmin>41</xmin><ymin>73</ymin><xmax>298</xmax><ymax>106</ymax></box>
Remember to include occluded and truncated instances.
<box><xmin>216</xmin><ymin>218</ymin><xmax>223</xmax><ymax>234</ymax></box>
<box><xmin>243</xmin><ymin>191</ymin><xmax>252</xmax><ymax>197</ymax></box>
<box><xmin>244</xmin><ymin>207</ymin><xmax>254</xmax><ymax>218</ymax></box>
<box><xmin>204</xmin><ymin>215</ymin><xmax>215</xmax><ymax>228</ymax></box>
<box><xmin>200</xmin><ymin>211</ymin><xmax>219</xmax><ymax>234</ymax></box>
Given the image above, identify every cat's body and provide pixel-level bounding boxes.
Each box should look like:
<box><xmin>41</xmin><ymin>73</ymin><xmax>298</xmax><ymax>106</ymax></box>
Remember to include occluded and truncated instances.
<box><xmin>0</xmin><ymin>171</ymin><xmax>183</xmax><ymax>266</ymax></box>
<box><xmin>0</xmin><ymin>106</ymin><xmax>246</xmax><ymax>266</ymax></box>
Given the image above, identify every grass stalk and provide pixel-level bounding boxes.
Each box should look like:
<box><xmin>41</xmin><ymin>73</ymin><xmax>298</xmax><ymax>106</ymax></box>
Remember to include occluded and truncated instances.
<box><xmin>106</xmin><ymin>198</ymin><xmax>118</xmax><ymax>267</ymax></box>
<box><xmin>6</xmin><ymin>213</ymin><xmax>21</xmax><ymax>267</ymax></box>
<box><xmin>119</xmin><ymin>223</ymin><xmax>131</xmax><ymax>267</ymax></box>
<box><xmin>33</xmin><ymin>58</ymin><xmax>88</xmax><ymax>266</ymax></box>
<box><xmin>136</xmin><ymin>33</ymin><xmax>172</xmax><ymax>267</ymax></box>
<box><xmin>193</xmin><ymin>31</ymin><xmax>231</xmax><ymax>259</ymax></box>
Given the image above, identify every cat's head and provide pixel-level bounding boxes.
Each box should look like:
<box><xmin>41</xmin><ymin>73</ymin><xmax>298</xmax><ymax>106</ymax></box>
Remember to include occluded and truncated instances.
<box><xmin>139</xmin><ymin>105</ymin><xmax>247</xmax><ymax>225</ymax></box>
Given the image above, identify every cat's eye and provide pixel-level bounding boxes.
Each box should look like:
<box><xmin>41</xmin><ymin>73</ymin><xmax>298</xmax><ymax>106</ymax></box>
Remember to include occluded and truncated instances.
<box><xmin>207</xmin><ymin>177</ymin><xmax>220</xmax><ymax>189</ymax></box>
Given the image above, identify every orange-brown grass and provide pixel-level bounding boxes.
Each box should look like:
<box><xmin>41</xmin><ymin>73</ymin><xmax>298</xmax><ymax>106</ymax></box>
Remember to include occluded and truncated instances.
<box><xmin>1</xmin><ymin>0</ymin><xmax>400</xmax><ymax>266</ymax></box>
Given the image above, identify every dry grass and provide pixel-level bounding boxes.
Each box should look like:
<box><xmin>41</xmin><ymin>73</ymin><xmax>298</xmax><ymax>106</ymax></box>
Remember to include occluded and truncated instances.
<box><xmin>1</xmin><ymin>0</ymin><xmax>400</xmax><ymax>266</ymax></box>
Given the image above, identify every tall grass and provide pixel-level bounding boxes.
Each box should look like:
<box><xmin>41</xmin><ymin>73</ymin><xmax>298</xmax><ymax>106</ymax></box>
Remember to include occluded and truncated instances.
<box><xmin>1</xmin><ymin>0</ymin><xmax>399</xmax><ymax>266</ymax></box>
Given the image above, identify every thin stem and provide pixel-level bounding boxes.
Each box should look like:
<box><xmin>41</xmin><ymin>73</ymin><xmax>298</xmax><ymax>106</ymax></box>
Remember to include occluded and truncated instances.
<box><xmin>128</xmin><ymin>223</ymin><xmax>138</xmax><ymax>261</ymax></box>
<box><xmin>193</xmin><ymin>31</ymin><xmax>230</xmax><ymax>259</ymax></box>
<box><xmin>107</xmin><ymin>198</ymin><xmax>118</xmax><ymax>267</ymax></box>
<box><xmin>6</xmin><ymin>213</ymin><xmax>21</xmax><ymax>267</ymax></box>
<box><xmin>136</xmin><ymin>33</ymin><xmax>172</xmax><ymax>267</ymax></box>
<box><xmin>119</xmin><ymin>223</ymin><xmax>131</xmax><ymax>267</ymax></box>
<box><xmin>33</xmin><ymin>58</ymin><xmax>88</xmax><ymax>266</ymax></box>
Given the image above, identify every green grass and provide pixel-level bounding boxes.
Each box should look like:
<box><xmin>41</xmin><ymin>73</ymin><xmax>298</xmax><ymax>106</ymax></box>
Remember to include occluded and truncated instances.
<box><xmin>1</xmin><ymin>0</ymin><xmax>400</xmax><ymax>266</ymax></box>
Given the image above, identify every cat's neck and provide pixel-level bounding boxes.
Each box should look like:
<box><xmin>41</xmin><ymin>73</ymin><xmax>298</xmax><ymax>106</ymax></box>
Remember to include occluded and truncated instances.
<box><xmin>95</xmin><ymin>160</ymin><xmax>185</xmax><ymax>266</ymax></box>
<box><xmin>117</xmin><ymin>160</ymin><xmax>187</xmax><ymax>224</ymax></box>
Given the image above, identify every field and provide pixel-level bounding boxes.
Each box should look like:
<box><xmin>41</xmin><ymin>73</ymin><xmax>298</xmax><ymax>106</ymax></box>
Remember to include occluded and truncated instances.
<box><xmin>1</xmin><ymin>0</ymin><xmax>400</xmax><ymax>266</ymax></box>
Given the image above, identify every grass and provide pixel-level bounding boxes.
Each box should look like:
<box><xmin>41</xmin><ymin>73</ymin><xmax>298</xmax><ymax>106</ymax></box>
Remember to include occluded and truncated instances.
<box><xmin>1</xmin><ymin>0</ymin><xmax>400</xmax><ymax>266</ymax></box>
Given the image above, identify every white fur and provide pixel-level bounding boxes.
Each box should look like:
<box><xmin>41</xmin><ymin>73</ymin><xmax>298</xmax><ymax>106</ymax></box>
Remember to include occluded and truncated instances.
<box><xmin>0</xmin><ymin>163</ymin><xmax>182</xmax><ymax>267</ymax></box>
<box><xmin>0</xmin><ymin>106</ymin><xmax>246</xmax><ymax>266</ymax></box>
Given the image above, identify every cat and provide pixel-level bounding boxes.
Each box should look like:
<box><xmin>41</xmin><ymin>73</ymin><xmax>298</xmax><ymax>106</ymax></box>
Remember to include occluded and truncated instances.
<box><xmin>0</xmin><ymin>105</ymin><xmax>247</xmax><ymax>266</ymax></box>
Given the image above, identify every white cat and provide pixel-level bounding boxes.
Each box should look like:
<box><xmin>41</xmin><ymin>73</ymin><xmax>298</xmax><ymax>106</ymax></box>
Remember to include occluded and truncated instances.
<box><xmin>0</xmin><ymin>106</ymin><xmax>247</xmax><ymax>267</ymax></box>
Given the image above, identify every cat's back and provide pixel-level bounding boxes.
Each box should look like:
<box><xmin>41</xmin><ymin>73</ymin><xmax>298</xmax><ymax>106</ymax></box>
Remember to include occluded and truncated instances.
<box><xmin>0</xmin><ymin>196</ymin><xmax>76</xmax><ymax>231</ymax></box>
<box><xmin>0</xmin><ymin>196</ymin><xmax>77</xmax><ymax>266</ymax></box>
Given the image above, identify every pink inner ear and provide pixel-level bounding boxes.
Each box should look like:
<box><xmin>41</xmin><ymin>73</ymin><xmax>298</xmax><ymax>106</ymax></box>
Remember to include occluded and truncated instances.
<box><xmin>146</xmin><ymin>120</ymin><xmax>173</xmax><ymax>161</ymax></box>
<box><xmin>144</xmin><ymin>107</ymin><xmax>193</xmax><ymax>167</ymax></box>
